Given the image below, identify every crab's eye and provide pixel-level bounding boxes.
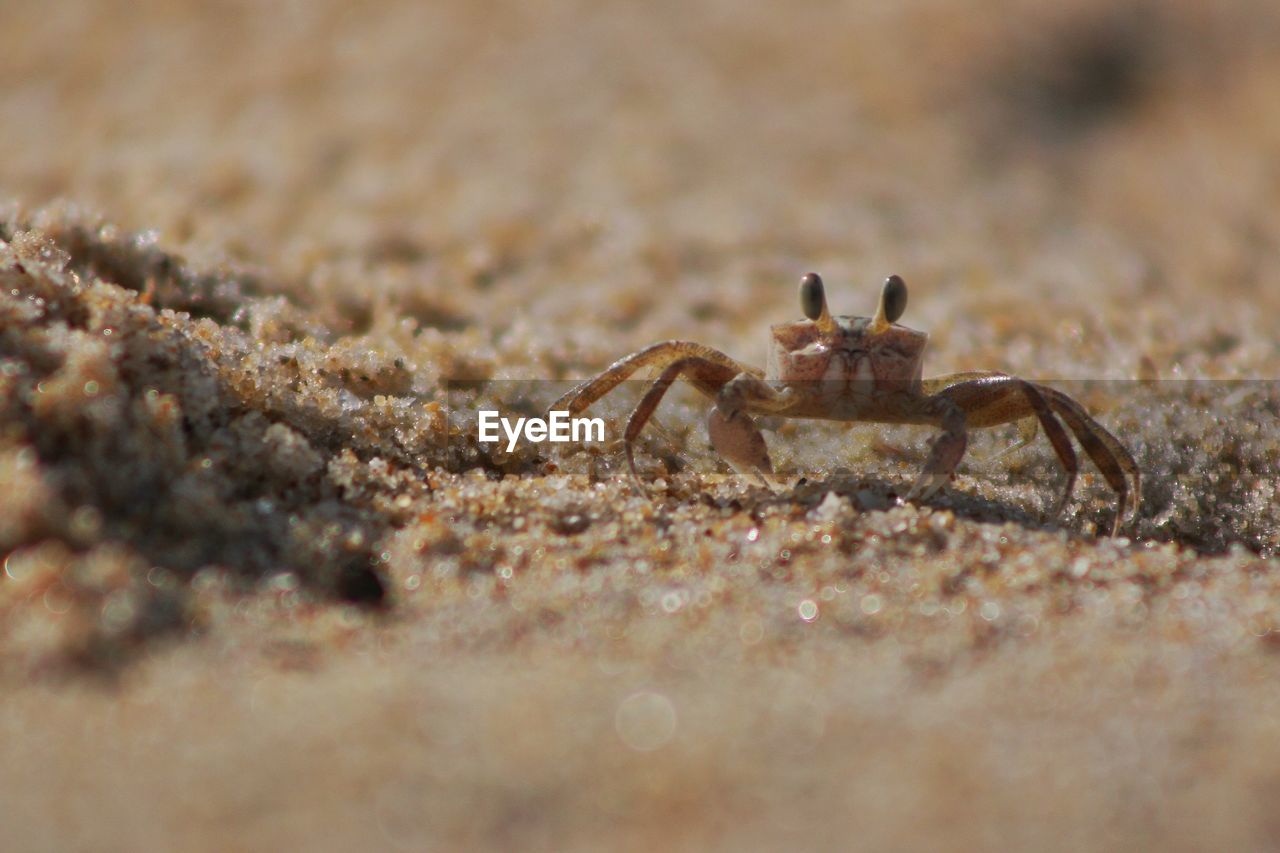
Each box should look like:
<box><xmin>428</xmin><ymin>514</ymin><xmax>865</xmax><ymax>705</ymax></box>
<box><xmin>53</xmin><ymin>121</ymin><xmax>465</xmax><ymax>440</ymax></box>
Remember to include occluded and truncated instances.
<box><xmin>882</xmin><ymin>274</ymin><xmax>908</xmax><ymax>323</ymax></box>
<box><xmin>799</xmin><ymin>272</ymin><xmax>826</xmax><ymax>321</ymax></box>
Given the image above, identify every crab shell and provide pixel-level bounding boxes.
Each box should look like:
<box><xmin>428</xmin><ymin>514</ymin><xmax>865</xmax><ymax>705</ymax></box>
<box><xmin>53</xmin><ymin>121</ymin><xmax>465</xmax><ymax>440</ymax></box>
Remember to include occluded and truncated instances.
<box><xmin>766</xmin><ymin>316</ymin><xmax>928</xmax><ymax>388</ymax></box>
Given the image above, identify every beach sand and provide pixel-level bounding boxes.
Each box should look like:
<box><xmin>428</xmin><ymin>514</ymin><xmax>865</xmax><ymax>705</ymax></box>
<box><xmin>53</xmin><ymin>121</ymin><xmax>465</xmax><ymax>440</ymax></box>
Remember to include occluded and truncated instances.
<box><xmin>3</xmin><ymin>1</ymin><xmax>1280</xmax><ymax>849</ymax></box>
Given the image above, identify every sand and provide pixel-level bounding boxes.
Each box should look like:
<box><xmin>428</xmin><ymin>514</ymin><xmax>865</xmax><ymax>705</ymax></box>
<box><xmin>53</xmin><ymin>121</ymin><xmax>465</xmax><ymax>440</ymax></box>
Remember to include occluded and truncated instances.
<box><xmin>3</xmin><ymin>1</ymin><xmax>1280</xmax><ymax>849</ymax></box>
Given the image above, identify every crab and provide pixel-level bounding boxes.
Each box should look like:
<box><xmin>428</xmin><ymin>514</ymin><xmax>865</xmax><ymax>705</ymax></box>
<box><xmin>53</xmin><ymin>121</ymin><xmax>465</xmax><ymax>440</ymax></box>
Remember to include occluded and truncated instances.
<box><xmin>550</xmin><ymin>273</ymin><xmax>1140</xmax><ymax>535</ymax></box>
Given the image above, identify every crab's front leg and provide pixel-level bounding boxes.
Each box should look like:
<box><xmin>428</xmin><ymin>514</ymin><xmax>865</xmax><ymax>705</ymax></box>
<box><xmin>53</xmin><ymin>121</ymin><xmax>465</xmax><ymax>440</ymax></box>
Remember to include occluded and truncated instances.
<box><xmin>619</xmin><ymin>355</ymin><xmax>739</xmax><ymax>490</ymax></box>
<box><xmin>708</xmin><ymin>374</ymin><xmax>799</xmax><ymax>491</ymax></box>
<box><xmin>924</xmin><ymin>373</ymin><xmax>1140</xmax><ymax>535</ymax></box>
<box><xmin>552</xmin><ymin>341</ymin><xmax>788</xmax><ymax>494</ymax></box>
<box><xmin>925</xmin><ymin>373</ymin><xmax>1079</xmax><ymax>516</ymax></box>
<box><xmin>550</xmin><ymin>341</ymin><xmax>759</xmax><ymax>416</ymax></box>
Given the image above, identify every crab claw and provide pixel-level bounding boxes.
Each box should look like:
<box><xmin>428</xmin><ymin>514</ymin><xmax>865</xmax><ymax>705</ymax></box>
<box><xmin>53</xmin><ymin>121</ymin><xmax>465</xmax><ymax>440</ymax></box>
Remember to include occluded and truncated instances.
<box><xmin>905</xmin><ymin>407</ymin><xmax>967</xmax><ymax>504</ymax></box>
<box><xmin>708</xmin><ymin>408</ymin><xmax>781</xmax><ymax>491</ymax></box>
<box><xmin>904</xmin><ymin>470</ymin><xmax>950</xmax><ymax>502</ymax></box>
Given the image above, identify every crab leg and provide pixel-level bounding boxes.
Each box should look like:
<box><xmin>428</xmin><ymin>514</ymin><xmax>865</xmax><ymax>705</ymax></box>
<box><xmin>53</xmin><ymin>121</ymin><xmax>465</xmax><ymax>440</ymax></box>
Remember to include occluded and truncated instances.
<box><xmin>926</xmin><ymin>373</ymin><xmax>1138</xmax><ymax>534</ymax></box>
<box><xmin>928</xmin><ymin>375</ymin><xmax>1078</xmax><ymax>516</ymax></box>
<box><xmin>618</xmin><ymin>356</ymin><xmax>739</xmax><ymax>489</ymax></box>
<box><xmin>619</xmin><ymin>360</ymin><xmax>793</xmax><ymax>491</ymax></box>
<box><xmin>1038</xmin><ymin>386</ymin><xmax>1140</xmax><ymax>532</ymax></box>
<box><xmin>550</xmin><ymin>341</ymin><xmax>759</xmax><ymax>416</ymax></box>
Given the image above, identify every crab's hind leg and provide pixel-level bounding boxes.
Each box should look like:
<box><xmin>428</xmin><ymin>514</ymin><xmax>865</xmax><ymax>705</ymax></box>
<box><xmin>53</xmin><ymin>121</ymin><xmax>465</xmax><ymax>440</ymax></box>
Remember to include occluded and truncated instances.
<box><xmin>550</xmin><ymin>341</ymin><xmax>759</xmax><ymax>416</ymax></box>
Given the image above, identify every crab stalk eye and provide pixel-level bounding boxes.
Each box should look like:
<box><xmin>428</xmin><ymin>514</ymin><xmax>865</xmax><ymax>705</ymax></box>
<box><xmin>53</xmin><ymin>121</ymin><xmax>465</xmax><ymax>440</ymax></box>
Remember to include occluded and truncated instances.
<box><xmin>871</xmin><ymin>274</ymin><xmax>908</xmax><ymax>331</ymax></box>
<box><xmin>883</xmin><ymin>275</ymin><xmax>908</xmax><ymax>322</ymax></box>
<box><xmin>799</xmin><ymin>272</ymin><xmax>825</xmax><ymax>321</ymax></box>
<box><xmin>799</xmin><ymin>272</ymin><xmax>837</xmax><ymax>333</ymax></box>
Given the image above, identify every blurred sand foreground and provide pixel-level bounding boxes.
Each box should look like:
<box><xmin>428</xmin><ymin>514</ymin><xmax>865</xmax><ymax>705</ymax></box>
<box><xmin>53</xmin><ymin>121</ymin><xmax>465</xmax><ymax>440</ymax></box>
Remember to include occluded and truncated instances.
<box><xmin>4</xmin><ymin>1</ymin><xmax>1280</xmax><ymax>849</ymax></box>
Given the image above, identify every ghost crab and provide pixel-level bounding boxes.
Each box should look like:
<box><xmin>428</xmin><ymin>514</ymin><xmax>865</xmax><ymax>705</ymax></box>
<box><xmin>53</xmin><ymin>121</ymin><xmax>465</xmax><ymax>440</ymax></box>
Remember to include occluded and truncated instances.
<box><xmin>551</xmin><ymin>273</ymin><xmax>1140</xmax><ymax>535</ymax></box>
